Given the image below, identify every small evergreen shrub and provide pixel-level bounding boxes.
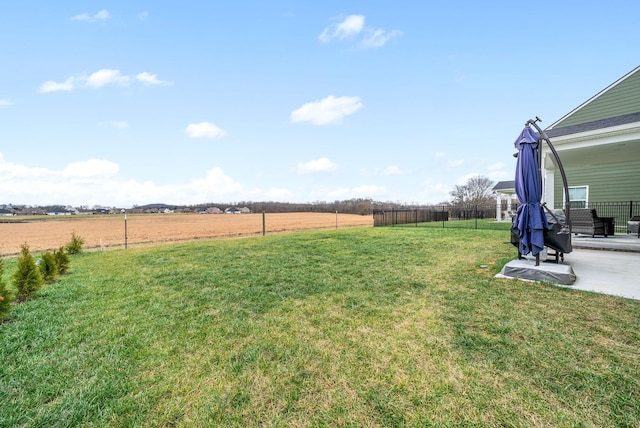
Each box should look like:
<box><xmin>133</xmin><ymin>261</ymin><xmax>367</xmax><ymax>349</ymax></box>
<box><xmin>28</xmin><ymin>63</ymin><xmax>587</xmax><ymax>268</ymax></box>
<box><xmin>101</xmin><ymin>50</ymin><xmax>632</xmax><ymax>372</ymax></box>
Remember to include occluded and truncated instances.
<box><xmin>12</xmin><ymin>243</ymin><xmax>44</xmax><ymax>300</ymax></box>
<box><xmin>54</xmin><ymin>246</ymin><xmax>70</xmax><ymax>275</ymax></box>
<box><xmin>0</xmin><ymin>259</ymin><xmax>14</xmax><ymax>321</ymax></box>
<box><xmin>39</xmin><ymin>251</ymin><xmax>58</xmax><ymax>284</ymax></box>
<box><xmin>65</xmin><ymin>232</ymin><xmax>85</xmax><ymax>255</ymax></box>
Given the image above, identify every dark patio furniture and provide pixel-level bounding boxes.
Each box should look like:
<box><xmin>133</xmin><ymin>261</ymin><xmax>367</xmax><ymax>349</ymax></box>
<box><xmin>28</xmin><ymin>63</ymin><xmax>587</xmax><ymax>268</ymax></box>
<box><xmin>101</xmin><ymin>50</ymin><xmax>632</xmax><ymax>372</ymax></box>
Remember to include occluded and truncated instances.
<box><xmin>510</xmin><ymin>208</ymin><xmax>572</xmax><ymax>263</ymax></box>
<box><xmin>570</xmin><ymin>208</ymin><xmax>614</xmax><ymax>237</ymax></box>
<box><xmin>628</xmin><ymin>216</ymin><xmax>640</xmax><ymax>238</ymax></box>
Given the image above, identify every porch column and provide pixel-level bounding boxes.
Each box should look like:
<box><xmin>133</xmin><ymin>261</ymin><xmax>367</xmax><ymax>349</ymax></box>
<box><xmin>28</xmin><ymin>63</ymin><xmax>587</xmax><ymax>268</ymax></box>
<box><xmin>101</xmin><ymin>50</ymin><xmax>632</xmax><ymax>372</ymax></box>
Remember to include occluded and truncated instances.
<box><xmin>542</xmin><ymin>152</ymin><xmax>556</xmax><ymax>208</ymax></box>
<box><xmin>496</xmin><ymin>193</ymin><xmax>502</xmax><ymax>221</ymax></box>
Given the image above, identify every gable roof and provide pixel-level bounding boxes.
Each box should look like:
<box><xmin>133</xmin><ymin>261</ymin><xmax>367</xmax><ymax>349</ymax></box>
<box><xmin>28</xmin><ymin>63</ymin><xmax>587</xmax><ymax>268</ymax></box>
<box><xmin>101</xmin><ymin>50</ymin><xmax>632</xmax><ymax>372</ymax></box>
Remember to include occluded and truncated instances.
<box><xmin>546</xmin><ymin>111</ymin><xmax>640</xmax><ymax>138</ymax></box>
<box><xmin>548</xmin><ymin>65</ymin><xmax>640</xmax><ymax>130</ymax></box>
<box><xmin>492</xmin><ymin>180</ymin><xmax>515</xmax><ymax>191</ymax></box>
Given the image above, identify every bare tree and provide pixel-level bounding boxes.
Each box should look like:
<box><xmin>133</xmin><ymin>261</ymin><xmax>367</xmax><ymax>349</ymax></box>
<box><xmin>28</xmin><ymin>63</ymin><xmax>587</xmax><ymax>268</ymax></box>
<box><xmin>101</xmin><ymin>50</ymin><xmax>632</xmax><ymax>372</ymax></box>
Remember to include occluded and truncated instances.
<box><xmin>449</xmin><ymin>176</ymin><xmax>495</xmax><ymax>206</ymax></box>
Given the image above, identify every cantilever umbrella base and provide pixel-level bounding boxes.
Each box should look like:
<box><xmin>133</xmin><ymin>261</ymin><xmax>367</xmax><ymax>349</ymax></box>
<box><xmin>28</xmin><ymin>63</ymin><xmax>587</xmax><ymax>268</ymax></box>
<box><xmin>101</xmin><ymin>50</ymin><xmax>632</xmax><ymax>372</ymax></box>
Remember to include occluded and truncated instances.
<box><xmin>498</xmin><ymin>259</ymin><xmax>576</xmax><ymax>285</ymax></box>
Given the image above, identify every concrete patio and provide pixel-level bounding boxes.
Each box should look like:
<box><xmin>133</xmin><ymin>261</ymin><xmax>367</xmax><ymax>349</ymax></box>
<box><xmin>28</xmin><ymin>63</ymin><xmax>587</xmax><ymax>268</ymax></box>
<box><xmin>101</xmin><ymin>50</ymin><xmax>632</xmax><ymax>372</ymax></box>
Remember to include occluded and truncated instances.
<box><xmin>501</xmin><ymin>232</ymin><xmax>640</xmax><ymax>301</ymax></box>
<box><xmin>570</xmin><ymin>231</ymin><xmax>640</xmax><ymax>252</ymax></box>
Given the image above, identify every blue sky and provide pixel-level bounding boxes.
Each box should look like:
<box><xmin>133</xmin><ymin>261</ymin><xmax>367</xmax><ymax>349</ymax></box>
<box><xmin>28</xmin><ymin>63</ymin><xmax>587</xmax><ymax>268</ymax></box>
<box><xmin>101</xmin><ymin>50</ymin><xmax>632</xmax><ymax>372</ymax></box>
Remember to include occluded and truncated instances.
<box><xmin>1</xmin><ymin>1</ymin><xmax>638</xmax><ymax>208</ymax></box>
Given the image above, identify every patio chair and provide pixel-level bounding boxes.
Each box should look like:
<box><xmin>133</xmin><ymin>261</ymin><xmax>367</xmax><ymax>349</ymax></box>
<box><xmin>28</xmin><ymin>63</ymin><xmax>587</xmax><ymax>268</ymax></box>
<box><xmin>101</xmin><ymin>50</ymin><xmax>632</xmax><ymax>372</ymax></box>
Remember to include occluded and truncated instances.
<box><xmin>569</xmin><ymin>208</ymin><xmax>611</xmax><ymax>237</ymax></box>
<box><xmin>628</xmin><ymin>216</ymin><xmax>640</xmax><ymax>238</ymax></box>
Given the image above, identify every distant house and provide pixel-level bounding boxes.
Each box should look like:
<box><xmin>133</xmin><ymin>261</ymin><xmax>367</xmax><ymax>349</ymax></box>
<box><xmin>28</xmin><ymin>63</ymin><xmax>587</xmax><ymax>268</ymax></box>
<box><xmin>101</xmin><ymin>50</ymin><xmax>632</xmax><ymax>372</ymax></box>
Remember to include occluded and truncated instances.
<box><xmin>541</xmin><ymin>65</ymin><xmax>640</xmax><ymax>209</ymax></box>
<box><xmin>45</xmin><ymin>205</ymin><xmax>77</xmax><ymax>215</ymax></box>
<box><xmin>492</xmin><ymin>180</ymin><xmax>516</xmax><ymax>221</ymax></box>
<box><xmin>137</xmin><ymin>203</ymin><xmax>177</xmax><ymax>214</ymax></box>
<box><xmin>17</xmin><ymin>207</ymin><xmax>46</xmax><ymax>216</ymax></box>
<box><xmin>0</xmin><ymin>208</ymin><xmax>14</xmax><ymax>216</ymax></box>
<box><xmin>240</xmin><ymin>207</ymin><xmax>251</xmax><ymax>214</ymax></box>
<box><xmin>225</xmin><ymin>207</ymin><xmax>241</xmax><ymax>214</ymax></box>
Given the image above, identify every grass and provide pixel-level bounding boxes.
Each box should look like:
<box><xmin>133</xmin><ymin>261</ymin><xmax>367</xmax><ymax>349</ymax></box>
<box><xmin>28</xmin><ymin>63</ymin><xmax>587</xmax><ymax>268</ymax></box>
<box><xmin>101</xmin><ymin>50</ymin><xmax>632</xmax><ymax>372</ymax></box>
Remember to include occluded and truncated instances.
<box><xmin>391</xmin><ymin>218</ymin><xmax>513</xmax><ymax>230</ymax></box>
<box><xmin>1</xmin><ymin>227</ymin><xmax>639</xmax><ymax>427</ymax></box>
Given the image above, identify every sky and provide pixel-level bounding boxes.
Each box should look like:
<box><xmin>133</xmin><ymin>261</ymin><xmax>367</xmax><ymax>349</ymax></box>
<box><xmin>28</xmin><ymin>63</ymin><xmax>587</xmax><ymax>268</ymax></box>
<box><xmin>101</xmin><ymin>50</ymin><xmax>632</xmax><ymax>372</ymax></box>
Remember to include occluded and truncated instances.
<box><xmin>1</xmin><ymin>1</ymin><xmax>639</xmax><ymax>208</ymax></box>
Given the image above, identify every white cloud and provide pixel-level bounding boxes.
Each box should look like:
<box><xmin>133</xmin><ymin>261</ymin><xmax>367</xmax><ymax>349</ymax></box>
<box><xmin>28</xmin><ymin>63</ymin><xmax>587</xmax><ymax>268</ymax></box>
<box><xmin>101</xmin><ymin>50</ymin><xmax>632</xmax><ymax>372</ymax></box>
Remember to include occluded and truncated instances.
<box><xmin>297</xmin><ymin>157</ymin><xmax>339</xmax><ymax>174</ymax></box>
<box><xmin>0</xmin><ymin>153</ymin><xmax>249</xmax><ymax>207</ymax></box>
<box><xmin>265</xmin><ymin>187</ymin><xmax>296</xmax><ymax>201</ymax></box>
<box><xmin>327</xmin><ymin>184</ymin><xmax>386</xmax><ymax>199</ymax></box>
<box><xmin>95</xmin><ymin>9</ymin><xmax>110</xmax><ymax>20</ymax></box>
<box><xmin>189</xmin><ymin>167</ymin><xmax>244</xmax><ymax>197</ymax></box>
<box><xmin>360</xmin><ymin>29</ymin><xmax>402</xmax><ymax>48</ymax></box>
<box><xmin>319</xmin><ymin>14</ymin><xmax>401</xmax><ymax>48</ymax></box>
<box><xmin>62</xmin><ymin>159</ymin><xmax>119</xmax><ymax>178</ymax></box>
<box><xmin>290</xmin><ymin>95</ymin><xmax>362</xmax><ymax>125</ymax></box>
<box><xmin>85</xmin><ymin>69</ymin><xmax>130</xmax><ymax>88</ymax></box>
<box><xmin>39</xmin><ymin>77</ymin><xmax>75</xmax><ymax>93</ymax></box>
<box><xmin>185</xmin><ymin>122</ymin><xmax>227</xmax><ymax>139</ymax></box>
<box><xmin>39</xmin><ymin>69</ymin><xmax>168</xmax><ymax>93</ymax></box>
<box><xmin>136</xmin><ymin>72</ymin><xmax>171</xmax><ymax>85</ymax></box>
<box><xmin>382</xmin><ymin>165</ymin><xmax>409</xmax><ymax>176</ymax></box>
<box><xmin>360</xmin><ymin>165</ymin><xmax>410</xmax><ymax>176</ymax></box>
<box><xmin>0</xmin><ymin>99</ymin><xmax>13</xmax><ymax>107</ymax></box>
<box><xmin>417</xmin><ymin>179</ymin><xmax>450</xmax><ymax>204</ymax></box>
<box><xmin>318</xmin><ymin>14</ymin><xmax>365</xmax><ymax>42</ymax></box>
<box><xmin>486</xmin><ymin>162</ymin><xmax>510</xmax><ymax>181</ymax></box>
<box><xmin>70</xmin><ymin>9</ymin><xmax>110</xmax><ymax>22</ymax></box>
<box><xmin>111</xmin><ymin>121</ymin><xmax>129</xmax><ymax>129</ymax></box>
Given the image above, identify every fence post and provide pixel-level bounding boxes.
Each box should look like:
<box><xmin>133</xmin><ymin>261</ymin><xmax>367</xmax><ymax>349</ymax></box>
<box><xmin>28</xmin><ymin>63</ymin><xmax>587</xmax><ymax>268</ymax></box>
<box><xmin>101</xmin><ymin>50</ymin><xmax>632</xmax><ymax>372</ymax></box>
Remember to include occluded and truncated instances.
<box><xmin>442</xmin><ymin>205</ymin><xmax>446</xmax><ymax>229</ymax></box>
<box><xmin>262</xmin><ymin>211</ymin><xmax>266</xmax><ymax>236</ymax></box>
<box><xmin>475</xmin><ymin>205</ymin><xmax>478</xmax><ymax>229</ymax></box>
<box><xmin>630</xmin><ymin>201</ymin><xmax>634</xmax><ymax>220</ymax></box>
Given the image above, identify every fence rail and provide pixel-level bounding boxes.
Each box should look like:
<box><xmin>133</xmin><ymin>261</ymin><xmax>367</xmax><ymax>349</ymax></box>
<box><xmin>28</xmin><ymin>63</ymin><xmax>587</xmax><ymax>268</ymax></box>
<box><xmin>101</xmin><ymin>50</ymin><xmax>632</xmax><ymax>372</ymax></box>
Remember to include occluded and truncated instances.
<box><xmin>374</xmin><ymin>201</ymin><xmax>640</xmax><ymax>232</ymax></box>
<box><xmin>571</xmin><ymin>201</ymin><xmax>640</xmax><ymax>232</ymax></box>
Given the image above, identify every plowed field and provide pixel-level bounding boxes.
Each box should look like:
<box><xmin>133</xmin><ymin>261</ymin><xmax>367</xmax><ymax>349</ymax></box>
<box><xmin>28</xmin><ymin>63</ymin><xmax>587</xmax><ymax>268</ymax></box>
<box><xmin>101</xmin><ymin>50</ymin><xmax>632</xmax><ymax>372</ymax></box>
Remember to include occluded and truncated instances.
<box><xmin>0</xmin><ymin>213</ymin><xmax>373</xmax><ymax>256</ymax></box>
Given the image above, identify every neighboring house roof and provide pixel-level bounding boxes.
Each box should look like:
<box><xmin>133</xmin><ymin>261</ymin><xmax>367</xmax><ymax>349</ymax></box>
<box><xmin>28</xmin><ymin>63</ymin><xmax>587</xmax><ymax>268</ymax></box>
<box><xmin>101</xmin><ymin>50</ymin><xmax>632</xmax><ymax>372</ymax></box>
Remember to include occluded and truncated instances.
<box><xmin>492</xmin><ymin>180</ymin><xmax>515</xmax><ymax>192</ymax></box>
<box><xmin>137</xmin><ymin>203</ymin><xmax>177</xmax><ymax>210</ymax></box>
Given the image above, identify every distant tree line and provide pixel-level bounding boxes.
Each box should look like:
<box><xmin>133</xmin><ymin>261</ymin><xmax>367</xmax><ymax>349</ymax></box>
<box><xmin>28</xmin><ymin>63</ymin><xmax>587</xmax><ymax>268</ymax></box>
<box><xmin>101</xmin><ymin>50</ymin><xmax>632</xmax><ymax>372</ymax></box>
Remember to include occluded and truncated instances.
<box><xmin>191</xmin><ymin>198</ymin><xmax>390</xmax><ymax>216</ymax></box>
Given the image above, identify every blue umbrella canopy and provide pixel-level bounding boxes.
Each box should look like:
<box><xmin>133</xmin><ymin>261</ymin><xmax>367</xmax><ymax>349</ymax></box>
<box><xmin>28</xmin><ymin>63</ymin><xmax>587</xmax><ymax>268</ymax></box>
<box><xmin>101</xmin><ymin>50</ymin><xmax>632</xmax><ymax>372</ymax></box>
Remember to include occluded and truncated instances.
<box><xmin>513</xmin><ymin>127</ymin><xmax>548</xmax><ymax>256</ymax></box>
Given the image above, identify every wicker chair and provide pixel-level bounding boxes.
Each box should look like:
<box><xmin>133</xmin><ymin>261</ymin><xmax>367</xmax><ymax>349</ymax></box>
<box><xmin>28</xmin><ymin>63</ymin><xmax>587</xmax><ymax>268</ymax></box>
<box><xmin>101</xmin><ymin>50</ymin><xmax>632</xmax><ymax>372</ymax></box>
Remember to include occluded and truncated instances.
<box><xmin>570</xmin><ymin>208</ymin><xmax>612</xmax><ymax>237</ymax></box>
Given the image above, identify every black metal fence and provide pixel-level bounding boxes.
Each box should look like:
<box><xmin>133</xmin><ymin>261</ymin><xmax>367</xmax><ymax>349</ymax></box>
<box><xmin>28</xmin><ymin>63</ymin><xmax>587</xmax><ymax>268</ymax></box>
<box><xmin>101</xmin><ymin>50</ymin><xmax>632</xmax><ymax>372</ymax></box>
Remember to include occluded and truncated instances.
<box><xmin>570</xmin><ymin>201</ymin><xmax>640</xmax><ymax>232</ymax></box>
<box><xmin>373</xmin><ymin>204</ymin><xmax>511</xmax><ymax>230</ymax></box>
<box><xmin>374</xmin><ymin>201</ymin><xmax>640</xmax><ymax>232</ymax></box>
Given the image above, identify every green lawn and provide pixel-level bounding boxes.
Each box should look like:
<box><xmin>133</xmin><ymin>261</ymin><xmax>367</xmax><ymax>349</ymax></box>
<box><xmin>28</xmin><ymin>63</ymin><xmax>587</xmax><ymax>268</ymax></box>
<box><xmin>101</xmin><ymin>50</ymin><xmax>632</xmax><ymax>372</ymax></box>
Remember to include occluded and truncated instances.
<box><xmin>390</xmin><ymin>218</ymin><xmax>513</xmax><ymax>230</ymax></box>
<box><xmin>1</xmin><ymin>227</ymin><xmax>639</xmax><ymax>427</ymax></box>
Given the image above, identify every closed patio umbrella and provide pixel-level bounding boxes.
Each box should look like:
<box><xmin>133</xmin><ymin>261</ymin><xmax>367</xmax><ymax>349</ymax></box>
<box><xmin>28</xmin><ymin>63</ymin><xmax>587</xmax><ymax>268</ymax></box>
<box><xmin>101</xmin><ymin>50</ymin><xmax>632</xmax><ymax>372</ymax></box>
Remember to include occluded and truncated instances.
<box><xmin>513</xmin><ymin>126</ymin><xmax>548</xmax><ymax>258</ymax></box>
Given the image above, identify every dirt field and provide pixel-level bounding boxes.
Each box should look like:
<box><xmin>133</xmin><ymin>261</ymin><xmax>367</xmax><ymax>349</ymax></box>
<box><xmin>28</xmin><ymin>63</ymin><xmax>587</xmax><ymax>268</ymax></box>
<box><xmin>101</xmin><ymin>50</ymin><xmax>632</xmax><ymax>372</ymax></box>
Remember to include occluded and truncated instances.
<box><xmin>0</xmin><ymin>212</ymin><xmax>373</xmax><ymax>256</ymax></box>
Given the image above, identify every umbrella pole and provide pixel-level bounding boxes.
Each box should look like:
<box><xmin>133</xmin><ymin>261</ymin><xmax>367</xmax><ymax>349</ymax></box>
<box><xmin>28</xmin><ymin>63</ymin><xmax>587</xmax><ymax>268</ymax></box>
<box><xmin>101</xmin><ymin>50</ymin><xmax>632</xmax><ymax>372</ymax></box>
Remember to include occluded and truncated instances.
<box><xmin>525</xmin><ymin>118</ymin><xmax>571</xmax><ymax>226</ymax></box>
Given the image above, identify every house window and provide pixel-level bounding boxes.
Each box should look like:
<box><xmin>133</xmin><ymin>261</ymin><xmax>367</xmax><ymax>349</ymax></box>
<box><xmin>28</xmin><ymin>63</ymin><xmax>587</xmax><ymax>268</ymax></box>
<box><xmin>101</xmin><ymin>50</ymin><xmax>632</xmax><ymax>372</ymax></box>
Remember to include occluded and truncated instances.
<box><xmin>567</xmin><ymin>186</ymin><xmax>589</xmax><ymax>208</ymax></box>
